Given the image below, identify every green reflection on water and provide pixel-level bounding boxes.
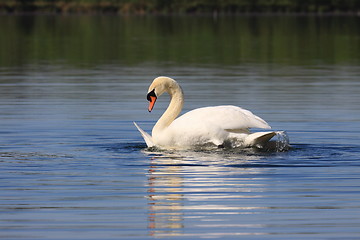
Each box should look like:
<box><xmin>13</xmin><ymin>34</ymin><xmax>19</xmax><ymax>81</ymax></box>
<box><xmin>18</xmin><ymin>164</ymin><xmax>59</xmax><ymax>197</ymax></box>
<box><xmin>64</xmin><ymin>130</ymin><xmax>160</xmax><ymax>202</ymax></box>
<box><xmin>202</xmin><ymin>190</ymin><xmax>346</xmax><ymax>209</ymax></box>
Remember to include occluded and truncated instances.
<box><xmin>0</xmin><ymin>15</ymin><xmax>359</xmax><ymax>67</ymax></box>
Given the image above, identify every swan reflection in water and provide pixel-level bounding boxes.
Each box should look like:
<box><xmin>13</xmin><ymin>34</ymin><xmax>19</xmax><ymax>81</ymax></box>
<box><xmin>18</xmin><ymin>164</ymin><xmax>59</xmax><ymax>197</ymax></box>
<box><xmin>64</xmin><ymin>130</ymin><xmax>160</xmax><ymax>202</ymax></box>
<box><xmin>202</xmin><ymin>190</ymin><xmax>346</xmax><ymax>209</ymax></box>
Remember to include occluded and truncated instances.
<box><xmin>147</xmin><ymin>159</ymin><xmax>184</xmax><ymax>237</ymax></box>
<box><xmin>145</xmin><ymin>148</ymin><xmax>278</xmax><ymax>238</ymax></box>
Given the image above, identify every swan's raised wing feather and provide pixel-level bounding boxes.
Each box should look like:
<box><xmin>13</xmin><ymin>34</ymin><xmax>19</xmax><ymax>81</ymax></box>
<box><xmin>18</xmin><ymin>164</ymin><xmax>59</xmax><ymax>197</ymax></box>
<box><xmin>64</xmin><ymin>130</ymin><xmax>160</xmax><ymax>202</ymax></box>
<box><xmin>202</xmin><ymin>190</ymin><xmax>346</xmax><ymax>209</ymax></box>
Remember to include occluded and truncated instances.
<box><xmin>172</xmin><ymin>105</ymin><xmax>271</xmax><ymax>130</ymax></box>
<box><xmin>133</xmin><ymin>122</ymin><xmax>155</xmax><ymax>147</ymax></box>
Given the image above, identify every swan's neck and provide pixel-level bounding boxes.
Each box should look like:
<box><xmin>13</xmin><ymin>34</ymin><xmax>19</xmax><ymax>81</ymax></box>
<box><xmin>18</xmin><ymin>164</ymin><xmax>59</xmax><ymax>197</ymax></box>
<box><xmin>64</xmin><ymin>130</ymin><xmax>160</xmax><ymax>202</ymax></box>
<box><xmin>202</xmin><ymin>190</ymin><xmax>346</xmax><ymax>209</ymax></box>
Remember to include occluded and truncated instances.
<box><xmin>152</xmin><ymin>85</ymin><xmax>184</xmax><ymax>137</ymax></box>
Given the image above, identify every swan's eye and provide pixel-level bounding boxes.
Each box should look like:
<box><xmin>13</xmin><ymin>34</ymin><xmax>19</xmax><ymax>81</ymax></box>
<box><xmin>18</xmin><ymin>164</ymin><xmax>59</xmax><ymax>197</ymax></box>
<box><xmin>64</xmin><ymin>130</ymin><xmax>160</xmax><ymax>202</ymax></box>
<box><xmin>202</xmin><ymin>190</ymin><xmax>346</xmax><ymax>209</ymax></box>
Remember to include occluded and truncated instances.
<box><xmin>147</xmin><ymin>89</ymin><xmax>156</xmax><ymax>101</ymax></box>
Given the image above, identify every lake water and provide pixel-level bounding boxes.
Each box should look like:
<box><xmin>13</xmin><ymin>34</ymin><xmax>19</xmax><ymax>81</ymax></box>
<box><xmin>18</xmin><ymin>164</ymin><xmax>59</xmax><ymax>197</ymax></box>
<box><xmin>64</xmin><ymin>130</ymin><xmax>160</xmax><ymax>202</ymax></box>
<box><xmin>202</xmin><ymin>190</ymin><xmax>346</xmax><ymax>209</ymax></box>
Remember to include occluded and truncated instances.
<box><xmin>0</xmin><ymin>15</ymin><xmax>360</xmax><ymax>239</ymax></box>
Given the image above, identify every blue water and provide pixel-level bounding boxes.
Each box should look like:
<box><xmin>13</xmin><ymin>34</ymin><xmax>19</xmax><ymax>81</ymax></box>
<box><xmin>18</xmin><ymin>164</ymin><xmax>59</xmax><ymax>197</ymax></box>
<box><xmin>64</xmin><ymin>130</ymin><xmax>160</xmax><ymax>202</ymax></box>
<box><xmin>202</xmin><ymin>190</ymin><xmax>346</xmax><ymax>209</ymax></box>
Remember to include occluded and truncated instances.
<box><xmin>1</xmin><ymin>15</ymin><xmax>360</xmax><ymax>239</ymax></box>
<box><xmin>1</xmin><ymin>64</ymin><xmax>359</xmax><ymax>239</ymax></box>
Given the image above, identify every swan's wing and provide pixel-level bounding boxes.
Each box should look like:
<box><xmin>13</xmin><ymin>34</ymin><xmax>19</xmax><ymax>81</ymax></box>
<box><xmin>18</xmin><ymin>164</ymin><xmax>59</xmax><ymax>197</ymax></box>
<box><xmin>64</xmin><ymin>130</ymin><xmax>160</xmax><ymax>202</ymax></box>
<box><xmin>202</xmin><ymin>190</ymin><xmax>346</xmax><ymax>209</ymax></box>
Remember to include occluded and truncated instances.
<box><xmin>244</xmin><ymin>131</ymin><xmax>276</xmax><ymax>146</ymax></box>
<box><xmin>133</xmin><ymin>122</ymin><xmax>155</xmax><ymax>147</ymax></box>
<box><xmin>173</xmin><ymin>105</ymin><xmax>271</xmax><ymax>130</ymax></box>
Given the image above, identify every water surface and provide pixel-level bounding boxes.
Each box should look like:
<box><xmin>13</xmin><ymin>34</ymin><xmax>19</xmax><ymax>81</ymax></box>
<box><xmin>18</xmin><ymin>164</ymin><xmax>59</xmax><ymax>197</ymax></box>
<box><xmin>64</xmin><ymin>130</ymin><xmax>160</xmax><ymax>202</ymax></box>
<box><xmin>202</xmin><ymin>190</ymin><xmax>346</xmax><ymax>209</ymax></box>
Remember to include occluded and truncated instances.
<box><xmin>0</xmin><ymin>15</ymin><xmax>360</xmax><ymax>239</ymax></box>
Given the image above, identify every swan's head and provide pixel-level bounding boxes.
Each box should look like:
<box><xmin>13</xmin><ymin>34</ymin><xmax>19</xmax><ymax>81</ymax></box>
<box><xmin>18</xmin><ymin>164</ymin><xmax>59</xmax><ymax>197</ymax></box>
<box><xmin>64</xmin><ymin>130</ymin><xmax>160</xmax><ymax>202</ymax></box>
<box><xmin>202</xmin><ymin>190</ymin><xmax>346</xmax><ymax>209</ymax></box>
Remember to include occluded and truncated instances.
<box><xmin>146</xmin><ymin>76</ymin><xmax>180</xmax><ymax>112</ymax></box>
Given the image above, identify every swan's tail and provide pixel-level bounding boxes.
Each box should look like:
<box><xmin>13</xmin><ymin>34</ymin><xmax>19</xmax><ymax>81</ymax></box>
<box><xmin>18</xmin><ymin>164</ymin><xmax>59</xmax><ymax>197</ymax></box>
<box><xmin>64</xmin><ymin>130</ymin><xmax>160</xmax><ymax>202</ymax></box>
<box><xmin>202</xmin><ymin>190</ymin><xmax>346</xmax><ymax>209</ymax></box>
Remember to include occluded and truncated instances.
<box><xmin>244</xmin><ymin>131</ymin><xmax>276</xmax><ymax>147</ymax></box>
<box><xmin>133</xmin><ymin>122</ymin><xmax>155</xmax><ymax>147</ymax></box>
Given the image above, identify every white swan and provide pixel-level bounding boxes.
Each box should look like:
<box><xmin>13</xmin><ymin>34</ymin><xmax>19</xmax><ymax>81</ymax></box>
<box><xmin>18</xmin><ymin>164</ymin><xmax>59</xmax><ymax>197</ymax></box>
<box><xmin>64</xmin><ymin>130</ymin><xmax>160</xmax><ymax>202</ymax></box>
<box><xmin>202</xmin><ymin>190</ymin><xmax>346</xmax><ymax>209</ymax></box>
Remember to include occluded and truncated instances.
<box><xmin>134</xmin><ymin>76</ymin><xmax>278</xmax><ymax>149</ymax></box>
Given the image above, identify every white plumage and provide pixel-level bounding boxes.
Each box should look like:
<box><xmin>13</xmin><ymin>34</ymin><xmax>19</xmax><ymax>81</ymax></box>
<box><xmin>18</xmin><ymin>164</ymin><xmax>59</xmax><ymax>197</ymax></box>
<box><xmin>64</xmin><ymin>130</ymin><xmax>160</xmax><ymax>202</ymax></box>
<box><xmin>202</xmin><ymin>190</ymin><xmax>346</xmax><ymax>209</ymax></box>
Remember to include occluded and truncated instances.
<box><xmin>134</xmin><ymin>76</ymin><xmax>276</xmax><ymax>149</ymax></box>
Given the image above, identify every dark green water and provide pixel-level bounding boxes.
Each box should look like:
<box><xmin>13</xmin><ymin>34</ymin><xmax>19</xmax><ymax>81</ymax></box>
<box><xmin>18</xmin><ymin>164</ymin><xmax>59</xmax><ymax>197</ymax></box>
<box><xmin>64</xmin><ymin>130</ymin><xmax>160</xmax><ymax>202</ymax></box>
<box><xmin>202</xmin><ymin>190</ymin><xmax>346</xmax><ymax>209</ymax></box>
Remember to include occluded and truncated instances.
<box><xmin>1</xmin><ymin>15</ymin><xmax>359</xmax><ymax>67</ymax></box>
<box><xmin>0</xmin><ymin>15</ymin><xmax>360</xmax><ymax>239</ymax></box>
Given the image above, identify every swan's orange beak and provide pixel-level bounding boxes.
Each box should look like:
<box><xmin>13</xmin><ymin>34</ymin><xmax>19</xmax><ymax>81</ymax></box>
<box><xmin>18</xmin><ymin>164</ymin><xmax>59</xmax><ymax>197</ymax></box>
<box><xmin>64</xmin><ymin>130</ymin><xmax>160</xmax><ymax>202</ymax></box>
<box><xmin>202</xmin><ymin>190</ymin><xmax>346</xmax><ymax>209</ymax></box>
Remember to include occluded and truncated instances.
<box><xmin>148</xmin><ymin>96</ymin><xmax>157</xmax><ymax>112</ymax></box>
<box><xmin>147</xmin><ymin>89</ymin><xmax>157</xmax><ymax>112</ymax></box>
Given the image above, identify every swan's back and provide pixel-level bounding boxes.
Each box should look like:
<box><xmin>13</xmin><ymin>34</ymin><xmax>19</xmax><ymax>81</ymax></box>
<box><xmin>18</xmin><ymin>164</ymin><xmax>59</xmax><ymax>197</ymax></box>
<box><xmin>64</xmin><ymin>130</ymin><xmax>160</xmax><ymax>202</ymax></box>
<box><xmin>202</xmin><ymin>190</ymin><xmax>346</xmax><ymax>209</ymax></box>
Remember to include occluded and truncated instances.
<box><xmin>171</xmin><ymin>105</ymin><xmax>271</xmax><ymax>131</ymax></box>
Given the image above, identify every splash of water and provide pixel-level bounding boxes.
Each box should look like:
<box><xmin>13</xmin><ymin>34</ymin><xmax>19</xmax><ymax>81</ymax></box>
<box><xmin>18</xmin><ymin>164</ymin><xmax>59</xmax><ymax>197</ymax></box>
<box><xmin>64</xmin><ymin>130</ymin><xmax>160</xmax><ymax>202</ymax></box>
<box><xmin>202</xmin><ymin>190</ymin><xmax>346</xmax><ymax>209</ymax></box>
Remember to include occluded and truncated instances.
<box><xmin>275</xmin><ymin>131</ymin><xmax>290</xmax><ymax>152</ymax></box>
